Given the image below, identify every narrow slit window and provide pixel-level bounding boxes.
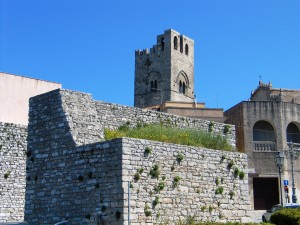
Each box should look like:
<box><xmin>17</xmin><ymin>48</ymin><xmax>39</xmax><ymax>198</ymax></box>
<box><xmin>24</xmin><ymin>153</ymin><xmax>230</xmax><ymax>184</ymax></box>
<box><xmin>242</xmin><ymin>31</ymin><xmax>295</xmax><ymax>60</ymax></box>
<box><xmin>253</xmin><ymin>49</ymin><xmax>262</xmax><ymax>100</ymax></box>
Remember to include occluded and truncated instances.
<box><xmin>174</xmin><ymin>36</ymin><xmax>178</xmax><ymax>50</ymax></box>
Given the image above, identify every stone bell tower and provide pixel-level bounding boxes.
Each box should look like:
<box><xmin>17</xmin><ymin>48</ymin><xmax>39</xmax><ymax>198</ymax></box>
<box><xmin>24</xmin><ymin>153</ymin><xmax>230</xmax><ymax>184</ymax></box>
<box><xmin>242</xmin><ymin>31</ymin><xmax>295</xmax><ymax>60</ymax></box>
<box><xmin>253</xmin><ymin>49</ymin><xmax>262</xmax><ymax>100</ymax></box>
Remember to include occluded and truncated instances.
<box><xmin>134</xmin><ymin>29</ymin><xmax>195</xmax><ymax>108</ymax></box>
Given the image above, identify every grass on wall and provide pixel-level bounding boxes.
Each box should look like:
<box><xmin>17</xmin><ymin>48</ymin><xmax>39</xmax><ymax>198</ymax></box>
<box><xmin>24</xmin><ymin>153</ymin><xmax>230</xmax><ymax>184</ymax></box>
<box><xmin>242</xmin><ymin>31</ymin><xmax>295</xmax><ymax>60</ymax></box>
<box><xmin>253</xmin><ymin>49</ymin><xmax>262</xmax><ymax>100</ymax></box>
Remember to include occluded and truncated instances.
<box><xmin>104</xmin><ymin>123</ymin><xmax>234</xmax><ymax>151</ymax></box>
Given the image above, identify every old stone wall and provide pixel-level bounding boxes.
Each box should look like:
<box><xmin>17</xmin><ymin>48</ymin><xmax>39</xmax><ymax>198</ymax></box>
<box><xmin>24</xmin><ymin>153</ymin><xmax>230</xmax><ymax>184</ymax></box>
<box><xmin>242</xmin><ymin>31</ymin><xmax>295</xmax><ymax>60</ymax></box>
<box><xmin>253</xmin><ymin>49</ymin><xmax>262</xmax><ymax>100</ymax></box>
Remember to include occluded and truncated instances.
<box><xmin>0</xmin><ymin>122</ymin><xmax>27</xmax><ymax>222</ymax></box>
<box><xmin>24</xmin><ymin>137</ymin><xmax>250</xmax><ymax>225</ymax></box>
<box><xmin>121</xmin><ymin>138</ymin><xmax>250</xmax><ymax>224</ymax></box>
<box><xmin>40</xmin><ymin>89</ymin><xmax>235</xmax><ymax>147</ymax></box>
<box><xmin>25</xmin><ymin>139</ymin><xmax>124</xmax><ymax>225</ymax></box>
<box><xmin>22</xmin><ymin>89</ymin><xmax>248</xmax><ymax>224</ymax></box>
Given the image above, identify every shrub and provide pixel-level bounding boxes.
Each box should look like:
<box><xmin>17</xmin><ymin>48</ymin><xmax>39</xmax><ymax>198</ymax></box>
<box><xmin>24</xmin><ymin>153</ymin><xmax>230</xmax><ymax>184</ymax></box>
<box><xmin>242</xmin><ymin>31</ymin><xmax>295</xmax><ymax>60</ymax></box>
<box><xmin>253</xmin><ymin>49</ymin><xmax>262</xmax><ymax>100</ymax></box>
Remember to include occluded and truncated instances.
<box><xmin>150</xmin><ymin>164</ymin><xmax>160</xmax><ymax>179</ymax></box>
<box><xmin>154</xmin><ymin>182</ymin><xmax>165</xmax><ymax>192</ymax></box>
<box><xmin>270</xmin><ymin>207</ymin><xmax>300</xmax><ymax>225</ymax></box>
<box><xmin>239</xmin><ymin>171</ymin><xmax>245</xmax><ymax>180</ymax></box>
<box><xmin>176</xmin><ymin>153</ymin><xmax>185</xmax><ymax>163</ymax></box>
<box><xmin>144</xmin><ymin>203</ymin><xmax>152</xmax><ymax>216</ymax></box>
<box><xmin>173</xmin><ymin>176</ymin><xmax>181</xmax><ymax>188</ymax></box>
<box><xmin>4</xmin><ymin>171</ymin><xmax>11</xmax><ymax>179</ymax></box>
<box><xmin>208</xmin><ymin>122</ymin><xmax>214</xmax><ymax>132</ymax></box>
<box><xmin>227</xmin><ymin>160</ymin><xmax>235</xmax><ymax>170</ymax></box>
<box><xmin>152</xmin><ymin>196</ymin><xmax>159</xmax><ymax>208</ymax></box>
<box><xmin>233</xmin><ymin>167</ymin><xmax>240</xmax><ymax>178</ymax></box>
<box><xmin>229</xmin><ymin>190</ymin><xmax>235</xmax><ymax>199</ymax></box>
<box><xmin>144</xmin><ymin>146</ymin><xmax>152</xmax><ymax>155</ymax></box>
<box><xmin>134</xmin><ymin>172</ymin><xmax>140</xmax><ymax>182</ymax></box>
<box><xmin>223</xmin><ymin>125</ymin><xmax>230</xmax><ymax>134</ymax></box>
<box><xmin>215</xmin><ymin>186</ymin><xmax>224</xmax><ymax>195</ymax></box>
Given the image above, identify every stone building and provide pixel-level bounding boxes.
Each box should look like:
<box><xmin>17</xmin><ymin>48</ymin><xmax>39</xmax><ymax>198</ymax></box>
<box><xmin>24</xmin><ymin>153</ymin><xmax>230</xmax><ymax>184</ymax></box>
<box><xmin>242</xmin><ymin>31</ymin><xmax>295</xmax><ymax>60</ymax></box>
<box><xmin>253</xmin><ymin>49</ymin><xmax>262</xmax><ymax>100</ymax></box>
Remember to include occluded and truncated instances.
<box><xmin>0</xmin><ymin>72</ymin><xmax>62</xmax><ymax>125</ymax></box>
<box><xmin>225</xmin><ymin>80</ymin><xmax>300</xmax><ymax>210</ymax></box>
<box><xmin>134</xmin><ymin>29</ymin><xmax>226</xmax><ymax>122</ymax></box>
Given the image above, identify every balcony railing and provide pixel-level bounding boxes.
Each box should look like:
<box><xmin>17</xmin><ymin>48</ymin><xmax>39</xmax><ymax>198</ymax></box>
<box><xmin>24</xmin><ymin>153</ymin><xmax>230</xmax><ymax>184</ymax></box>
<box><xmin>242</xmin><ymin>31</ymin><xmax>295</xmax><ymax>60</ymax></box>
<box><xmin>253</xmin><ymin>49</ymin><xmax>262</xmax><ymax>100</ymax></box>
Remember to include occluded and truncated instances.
<box><xmin>253</xmin><ymin>141</ymin><xmax>277</xmax><ymax>152</ymax></box>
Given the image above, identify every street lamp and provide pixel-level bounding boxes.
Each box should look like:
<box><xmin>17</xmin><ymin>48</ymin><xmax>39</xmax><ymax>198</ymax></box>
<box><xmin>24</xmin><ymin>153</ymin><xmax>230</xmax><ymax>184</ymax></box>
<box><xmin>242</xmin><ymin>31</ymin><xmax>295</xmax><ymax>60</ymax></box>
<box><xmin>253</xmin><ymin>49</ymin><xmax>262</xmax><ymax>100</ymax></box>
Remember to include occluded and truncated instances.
<box><xmin>287</xmin><ymin>142</ymin><xmax>298</xmax><ymax>203</ymax></box>
<box><xmin>275</xmin><ymin>151</ymin><xmax>284</xmax><ymax>206</ymax></box>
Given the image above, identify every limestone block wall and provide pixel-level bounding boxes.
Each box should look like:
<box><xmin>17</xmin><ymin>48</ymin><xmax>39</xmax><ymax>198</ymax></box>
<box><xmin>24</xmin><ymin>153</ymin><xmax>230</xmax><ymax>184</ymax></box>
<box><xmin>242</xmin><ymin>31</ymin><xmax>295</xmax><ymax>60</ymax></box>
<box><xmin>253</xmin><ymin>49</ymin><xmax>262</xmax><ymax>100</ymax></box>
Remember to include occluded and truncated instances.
<box><xmin>29</xmin><ymin>89</ymin><xmax>235</xmax><ymax>147</ymax></box>
<box><xmin>0</xmin><ymin>122</ymin><xmax>27</xmax><ymax>222</ymax></box>
<box><xmin>24</xmin><ymin>137</ymin><xmax>250</xmax><ymax>225</ymax></box>
<box><xmin>24</xmin><ymin>139</ymin><xmax>124</xmax><ymax>225</ymax></box>
<box><xmin>122</xmin><ymin>138</ymin><xmax>250</xmax><ymax>224</ymax></box>
<box><xmin>49</xmin><ymin>89</ymin><xmax>235</xmax><ymax>147</ymax></box>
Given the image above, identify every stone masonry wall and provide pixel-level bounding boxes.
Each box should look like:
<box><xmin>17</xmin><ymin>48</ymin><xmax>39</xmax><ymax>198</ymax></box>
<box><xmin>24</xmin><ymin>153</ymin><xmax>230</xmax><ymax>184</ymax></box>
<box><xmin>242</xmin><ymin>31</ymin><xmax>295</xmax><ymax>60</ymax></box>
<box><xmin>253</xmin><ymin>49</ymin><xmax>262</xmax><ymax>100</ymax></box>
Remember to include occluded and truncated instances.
<box><xmin>55</xmin><ymin>89</ymin><xmax>235</xmax><ymax>147</ymax></box>
<box><xmin>24</xmin><ymin>137</ymin><xmax>250</xmax><ymax>225</ymax></box>
<box><xmin>23</xmin><ymin>89</ymin><xmax>248</xmax><ymax>224</ymax></box>
<box><xmin>122</xmin><ymin>138</ymin><xmax>250</xmax><ymax>224</ymax></box>
<box><xmin>0</xmin><ymin>122</ymin><xmax>27</xmax><ymax>222</ymax></box>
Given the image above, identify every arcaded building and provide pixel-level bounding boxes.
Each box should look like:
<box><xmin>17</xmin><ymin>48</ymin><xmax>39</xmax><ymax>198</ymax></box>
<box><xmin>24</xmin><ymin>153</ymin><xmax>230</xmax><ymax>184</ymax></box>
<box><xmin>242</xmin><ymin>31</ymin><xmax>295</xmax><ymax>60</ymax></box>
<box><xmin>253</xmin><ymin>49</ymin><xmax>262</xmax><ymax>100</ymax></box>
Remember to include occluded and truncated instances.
<box><xmin>225</xmin><ymin>80</ymin><xmax>300</xmax><ymax>210</ymax></box>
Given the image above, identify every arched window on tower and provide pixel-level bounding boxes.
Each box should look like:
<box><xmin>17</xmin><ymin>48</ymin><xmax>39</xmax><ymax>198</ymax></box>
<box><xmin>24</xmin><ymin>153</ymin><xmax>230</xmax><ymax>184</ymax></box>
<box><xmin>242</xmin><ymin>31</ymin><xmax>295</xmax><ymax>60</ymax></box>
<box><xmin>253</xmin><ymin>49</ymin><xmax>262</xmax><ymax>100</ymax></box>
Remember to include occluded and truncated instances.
<box><xmin>179</xmin><ymin>81</ymin><xmax>186</xmax><ymax>94</ymax></box>
<box><xmin>185</xmin><ymin>44</ymin><xmax>189</xmax><ymax>55</ymax></box>
<box><xmin>182</xmin><ymin>82</ymin><xmax>186</xmax><ymax>94</ymax></box>
<box><xmin>161</xmin><ymin>37</ymin><xmax>165</xmax><ymax>51</ymax></box>
<box><xmin>174</xmin><ymin>36</ymin><xmax>178</xmax><ymax>50</ymax></box>
<box><xmin>180</xmin><ymin>36</ymin><xmax>183</xmax><ymax>53</ymax></box>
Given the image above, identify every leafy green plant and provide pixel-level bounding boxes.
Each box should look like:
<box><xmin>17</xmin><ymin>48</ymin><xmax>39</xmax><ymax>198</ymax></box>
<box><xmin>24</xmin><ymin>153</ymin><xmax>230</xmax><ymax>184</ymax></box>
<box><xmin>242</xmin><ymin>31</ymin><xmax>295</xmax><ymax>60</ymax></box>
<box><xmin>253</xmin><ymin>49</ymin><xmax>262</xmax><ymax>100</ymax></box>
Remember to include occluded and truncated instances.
<box><xmin>138</xmin><ymin>168</ymin><xmax>144</xmax><ymax>174</ymax></box>
<box><xmin>229</xmin><ymin>190</ymin><xmax>235</xmax><ymax>199</ymax></box>
<box><xmin>227</xmin><ymin>160</ymin><xmax>235</xmax><ymax>170</ymax></box>
<box><xmin>173</xmin><ymin>176</ymin><xmax>181</xmax><ymax>188</ymax></box>
<box><xmin>176</xmin><ymin>153</ymin><xmax>185</xmax><ymax>163</ymax></box>
<box><xmin>4</xmin><ymin>171</ymin><xmax>11</xmax><ymax>179</ymax></box>
<box><xmin>144</xmin><ymin>203</ymin><xmax>152</xmax><ymax>216</ymax></box>
<box><xmin>234</xmin><ymin>167</ymin><xmax>240</xmax><ymax>178</ymax></box>
<box><xmin>200</xmin><ymin>206</ymin><xmax>206</xmax><ymax>212</ymax></box>
<box><xmin>209</xmin><ymin>206</ymin><xmax>213</xmax><ymax>214</ymax></box>
<box><xmin>220</xmin><ymin>155</ymin><xmax>226</xmax><ymax>163</ymax></box>
<box><xmin>134</xmin><ymin>172</ymin><xmax>140</xmax><ymax>182</ymax></box>
<box><xmin>150</xmin><ymin>164</ymin><xmax>160</xmax><ymax>179</ymax></box>
<box><xmin>215</xmin><ymin>178</ymin><xmax>220</xmax><ymax>186</ymax></box>
<box><xmin>144</xmin><ymin>146</ymin><xmax>152</xmax><ymax>155</ymax></box>
<box><xmin>208</xmin><ymin>122</ymin><xmax>214</xmax><ymax>132</ymax></box>
<box><xmin>223</xmin><ymin>125</ymin><xmax>230</xmax><ymax>134</ymax></box>
<box><xmin>215</xmin><ymin>186</ymin><xmax>224</xmax><ymax>195</ymax></box>
<box><xmin>152</xmin><ymin>196</ymin><xmax>160</xmax><ymax>208</ymax></box>
<box><xmin>154</xmin><ymin>182</ymin><xmax>165</xmax><ymax>193</ymax></box>
<box><xmin>239</xmin><ymin>171</ymin><xmax>245</xmax><ymax>180</ymax></box>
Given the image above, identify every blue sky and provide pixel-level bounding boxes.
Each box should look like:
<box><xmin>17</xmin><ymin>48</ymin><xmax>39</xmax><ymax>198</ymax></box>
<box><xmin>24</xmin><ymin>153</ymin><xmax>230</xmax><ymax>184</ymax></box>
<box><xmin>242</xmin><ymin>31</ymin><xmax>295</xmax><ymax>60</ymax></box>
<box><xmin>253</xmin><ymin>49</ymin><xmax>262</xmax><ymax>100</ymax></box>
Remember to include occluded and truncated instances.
<box><xmin>1</xmin><ymin>0</ymin><xmax>300</xmax><ymax>110</ymax></box>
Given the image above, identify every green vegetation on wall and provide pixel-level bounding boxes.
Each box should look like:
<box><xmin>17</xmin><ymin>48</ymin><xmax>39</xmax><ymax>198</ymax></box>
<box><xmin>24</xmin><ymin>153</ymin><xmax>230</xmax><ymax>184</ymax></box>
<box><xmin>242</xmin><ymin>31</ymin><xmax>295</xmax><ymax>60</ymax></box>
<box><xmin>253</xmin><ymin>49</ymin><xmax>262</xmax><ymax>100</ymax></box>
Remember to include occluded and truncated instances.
<box><xmin>104</xmin><ymin>123</ymin><xmax>234</xmax><ymax>151</ymax></box>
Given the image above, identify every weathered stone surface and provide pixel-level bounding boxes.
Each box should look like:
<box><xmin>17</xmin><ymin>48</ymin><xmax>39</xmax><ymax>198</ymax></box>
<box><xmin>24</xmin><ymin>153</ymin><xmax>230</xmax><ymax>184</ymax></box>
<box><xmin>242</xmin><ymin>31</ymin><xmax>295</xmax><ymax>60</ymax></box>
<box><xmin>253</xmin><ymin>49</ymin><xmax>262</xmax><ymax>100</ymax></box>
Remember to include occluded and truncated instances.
<box><xmin>0</xmin><ymin>122</ymin><xmax>27</xmax><ymax>222</ymax></box>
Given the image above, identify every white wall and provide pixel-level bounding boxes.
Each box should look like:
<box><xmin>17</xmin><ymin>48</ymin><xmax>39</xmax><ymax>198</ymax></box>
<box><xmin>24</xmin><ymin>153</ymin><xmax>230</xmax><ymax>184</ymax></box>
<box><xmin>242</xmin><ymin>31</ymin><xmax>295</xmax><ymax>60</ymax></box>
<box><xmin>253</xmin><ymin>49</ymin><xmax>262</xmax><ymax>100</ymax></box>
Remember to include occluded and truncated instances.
<box><xmin>0</xmin><ymin>72</ymin><xmax>61</xmax><ymax>125</ymax></box>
